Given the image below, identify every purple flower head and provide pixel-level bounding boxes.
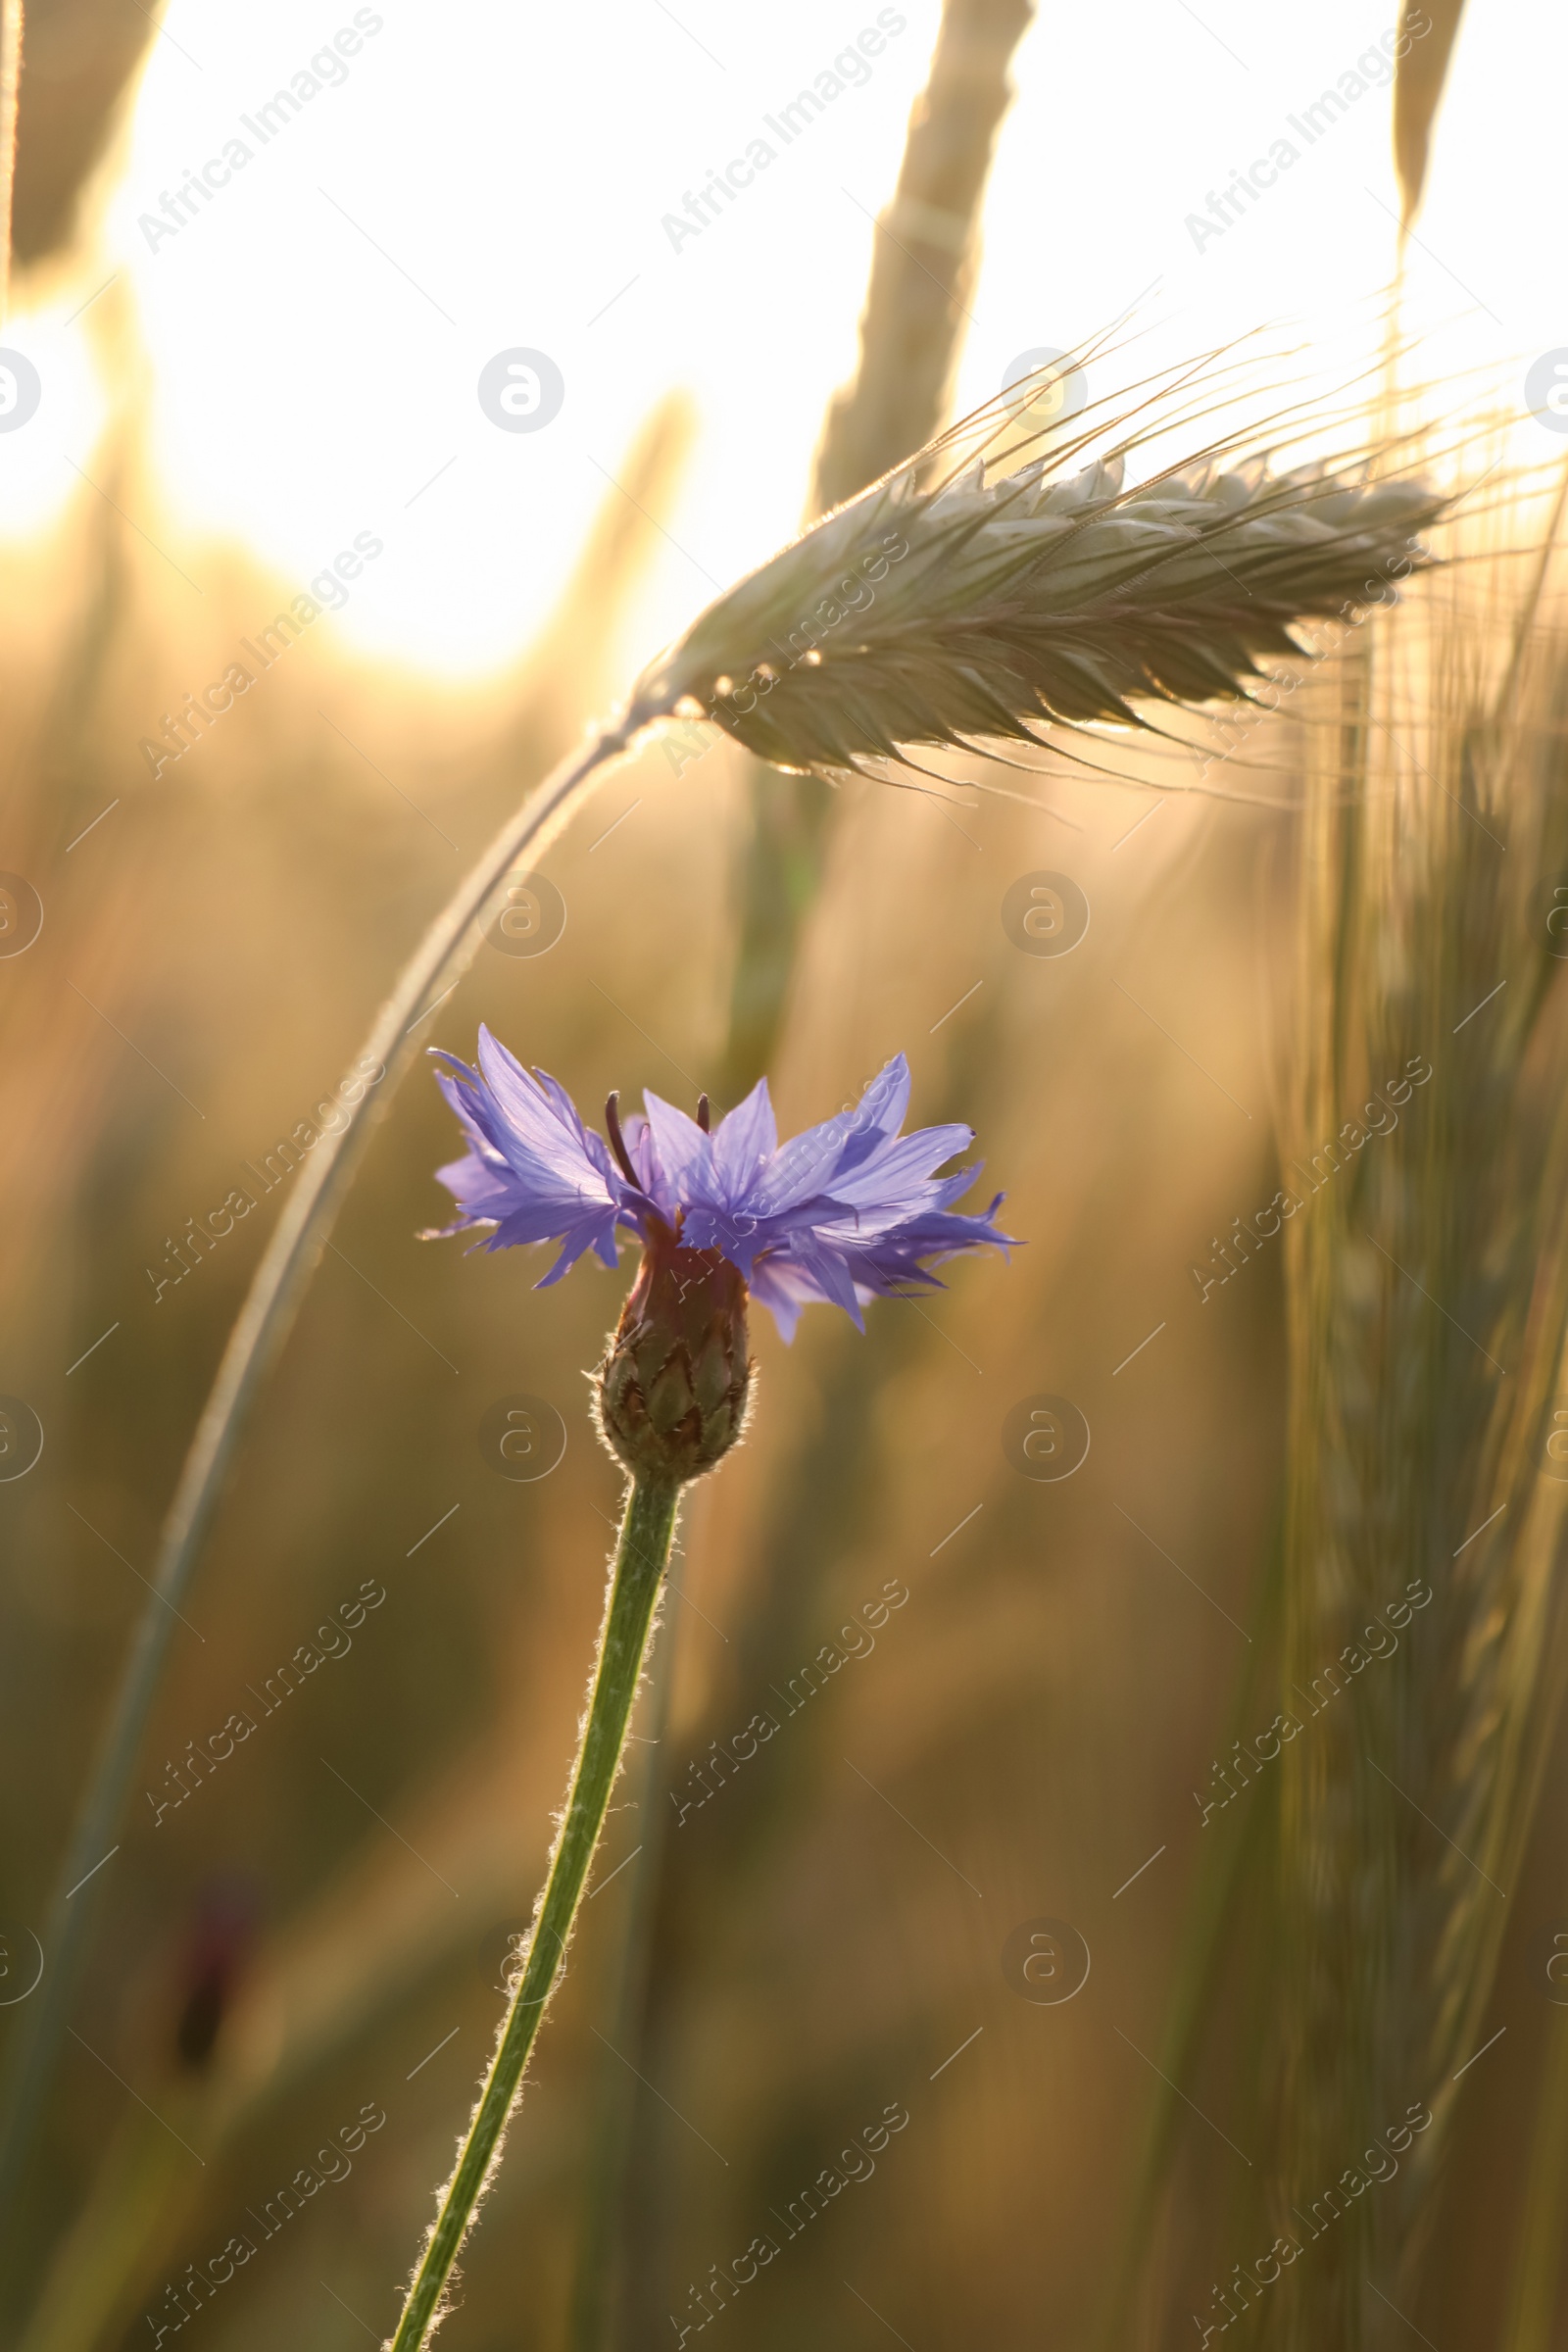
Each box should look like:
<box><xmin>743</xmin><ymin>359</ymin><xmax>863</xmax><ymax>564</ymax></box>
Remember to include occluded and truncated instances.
<box><xmin>427</xmin><ymin>1028</ymin><xmax>1016</xmax><ymax>1341</ymax></box>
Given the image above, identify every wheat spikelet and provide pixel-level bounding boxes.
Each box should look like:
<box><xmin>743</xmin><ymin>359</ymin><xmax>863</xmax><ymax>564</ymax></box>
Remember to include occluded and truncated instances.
<box><xmin>632</xmin><ymin>353</ymin><xmax>1446</xmax><ymax>786</ymax></box>
<box><xmin>1264</xmin><ymin>469</ymin><xmax>1568</xmax><ymax>2350</ymax></box>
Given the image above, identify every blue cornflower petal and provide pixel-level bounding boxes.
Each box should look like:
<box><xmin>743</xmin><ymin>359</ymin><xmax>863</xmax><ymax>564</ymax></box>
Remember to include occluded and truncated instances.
<box><xmin>426</xmin><ymin>1040</ymin><xmax>1018</xmax><ymax>1334</ymax></box>
<box><xmin>473</xmin><ymin>1028</ymin><xmax>620</xmax><ymax>1195</ymax></box>
<box><xmin>752</xmin><ymin>1054</ymin><xmax>910</xmax><ymax>1216</ymax></box>
<box><xmin>427</xmin><ymin>1030</ymin><xmax>625</xmax><ymax>1285</ymax></box>
<box><xmin>747</xmin><ymin>1249</ymin><xmax>841</xmax><ymax>1346</ymax></box>
<box><xmin>710</xmin><ymin>1076</ymin><xmax>778</xmax><ymax>1198</ymax></box>
<box><xmin>641</xmin><ymin>1092</ymin><xmax>717</xmax><ymax>1207</ymax></box>
<box><xmin>821</xmin><ymin>1123</ymin><xmax>976</xmax><ymax>1214</ymax></box>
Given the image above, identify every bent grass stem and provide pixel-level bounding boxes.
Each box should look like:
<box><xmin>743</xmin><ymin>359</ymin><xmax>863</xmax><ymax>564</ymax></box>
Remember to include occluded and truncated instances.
<box><xmin>0</xmin><ymin>720</ymin><xmax>643</xmax><ymax>2234</ymax></box>
<box><xmin>387</xmin><ymin>1476</ymin><xmax>679</xmax><ymax>2352</ymax></box>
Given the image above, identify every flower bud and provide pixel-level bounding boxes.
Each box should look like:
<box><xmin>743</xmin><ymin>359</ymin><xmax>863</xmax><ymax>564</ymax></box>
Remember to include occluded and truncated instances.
<box><xmin>596</xmin><ymin>1227</ymin><xmax>752</xmax><ymax>1483</ymax></box>
<box><xmin>172</xmin><ymin>1878</ymin><xmax>256</xmax><ymax>2073</ymax></box>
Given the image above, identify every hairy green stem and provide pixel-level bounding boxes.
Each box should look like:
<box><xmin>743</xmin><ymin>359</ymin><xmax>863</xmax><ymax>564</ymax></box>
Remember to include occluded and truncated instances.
<box><xmin>566</xmin><ymin>1590</ymin><xmax>681</xmax><ymax>2352</ymax></box>
<box><xmin>388</xmin><ymin>1476</ymin><xmax>679</xmax><ymax>2352</ymax></box>
<box><xmin>0</xmin><ymin>718</ymin><xmax>651</xmax><ymax>2246</ymax></box>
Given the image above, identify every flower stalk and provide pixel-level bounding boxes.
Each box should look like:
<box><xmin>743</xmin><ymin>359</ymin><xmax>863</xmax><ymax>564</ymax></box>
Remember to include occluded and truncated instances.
<box><xmin>385</xmin><ymin>1046</ymin><xmax>1014</xmax><ymax>2330</ymax></box>
<box><xmin>389</xmin><ymin>1475</ymin><xmax>680</xmax><ymax>2352</ymax></box>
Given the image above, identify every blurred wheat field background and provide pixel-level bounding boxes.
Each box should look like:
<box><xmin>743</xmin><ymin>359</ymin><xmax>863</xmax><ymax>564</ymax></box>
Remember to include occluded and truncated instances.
<box><xmin>4</xmin><ymin>2</ymin><xmax>1568</xmax><ymax>2349</ymax></box>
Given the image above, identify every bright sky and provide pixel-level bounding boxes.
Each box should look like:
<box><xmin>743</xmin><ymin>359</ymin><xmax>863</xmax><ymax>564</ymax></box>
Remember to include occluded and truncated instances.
<box><xmin>0</xmin><ymin>0</ymin><xmax>1562</xmax><ymax>679</ymax></box>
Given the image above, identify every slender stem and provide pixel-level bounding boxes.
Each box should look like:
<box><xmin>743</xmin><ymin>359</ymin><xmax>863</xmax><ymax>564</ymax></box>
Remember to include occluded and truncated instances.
<box><xmin>0</xmin><ymin>0</ymin><xmax>23</xmax><ymax>326</ymax></box>
<box><xmin>389</xmin><ymin>1477</ymin><xmax>680</xmax><ymax>2352</ymax></box>
<box><xmin>0</xmin><ymin>717</ymin><xmax>649</xmax><ymax>2238</ymax></box>
<box><xmin>810</xmin><ymin>0</ymin><xmax>1034</xmax><ymax>517</ymax></box>
<box><xmin>566</xmin><ymin>1554</ymin><xmax>685</xmax><ymax>2352</ymax></box>
<box><xmin>1502</xmin><ymin>2010</ymin><xmax>1568</xmax><ymax>2352</ymax></box>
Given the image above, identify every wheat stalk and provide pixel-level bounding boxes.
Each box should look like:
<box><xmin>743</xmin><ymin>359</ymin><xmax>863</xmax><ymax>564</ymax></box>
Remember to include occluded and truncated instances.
<box><xmin>0</xmin><ymin>0</ymin><xmax>22</xmax><ymax>326</ymax></box>
<box><xmin>1392</xmin><ymin>0</ymin><xmax>1470</xmax><ymax>231</ymax></box>
<box><xmin>1258</xmin><ymin>477</ymin><xmax>1568</xmax><ymax>2350</ymax></box>
<box><xmin>717</xmin><ymin>0</ymin><xmax>1036</xmax><ymax>1110</ymax></box>
<box><xmin>810</xmin><ymin>0</ymin><xmax>1035</xmax><ymax>516</ymax></box>
<box><xmin>0</xmin><ymin>352</ymin><xmax>1444</xmax><ymax>2256</ymax></box>
<box><xmin>635</xmin><ymin>360</ymin><xmax>1444</xmax><ymax>787</ymax></box>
